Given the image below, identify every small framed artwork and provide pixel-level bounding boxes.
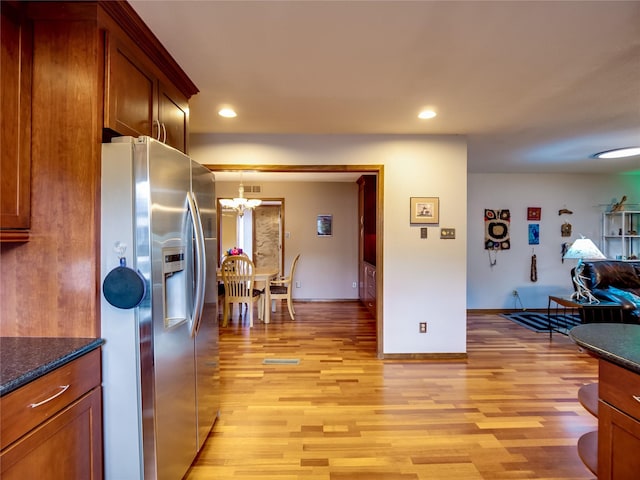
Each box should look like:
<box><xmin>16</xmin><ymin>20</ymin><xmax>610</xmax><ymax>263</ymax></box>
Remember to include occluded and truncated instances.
<box><xmin>527</xmin><ymin>207</ymin><xmax>541</xmax><ymax>221</ymax></box>
<box><xmin>528</xmin><ymin>223</ymin><xmax>540</xmax><ymax>245</ymax></box>
<box><xmin>317</xmin><ymin>214</ymin><xmax>333</xmax><ymax>236</ymax></box>
<box><xmin>410</xmin><ymin>197</ymin><xmax>439</xmax><ymax>225</ymax></box>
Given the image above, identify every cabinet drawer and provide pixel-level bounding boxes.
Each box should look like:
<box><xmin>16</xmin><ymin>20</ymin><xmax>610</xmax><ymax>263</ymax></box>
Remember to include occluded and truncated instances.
<box><xmin>0</xmin><ymin>349</ymin><xmax>101</xmax><ymax>450</ymax></box>
<box><xmin>599</xmin><ymin>359</ymin><xmax>640</xmax><ymax>421</ymax></box>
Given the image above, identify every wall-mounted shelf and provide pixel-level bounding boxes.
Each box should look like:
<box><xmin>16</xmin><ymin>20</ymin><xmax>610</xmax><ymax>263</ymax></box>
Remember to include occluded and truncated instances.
<box><xmin>602</xmin><ymin>210</ymin><xmax>639</xmax><ymax>260</ymax></box>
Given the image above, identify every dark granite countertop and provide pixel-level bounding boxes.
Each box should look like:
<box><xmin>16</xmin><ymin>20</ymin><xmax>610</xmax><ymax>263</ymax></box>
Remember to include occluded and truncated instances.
<box><xmin>569</xmin><ymin>324</ymin><xmax>640</xmax><ymax>374</ymax></box>
<box><xmin>0</xmin><ymin>337</ymin><xmax>104</xmax><ymax>396</ymax></box>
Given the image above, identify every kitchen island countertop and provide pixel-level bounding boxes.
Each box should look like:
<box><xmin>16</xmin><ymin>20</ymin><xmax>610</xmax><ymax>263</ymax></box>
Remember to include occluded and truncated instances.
<box><xmin>569</xmin><ymin>323</ymin><xmax>640</xmax><ymax>373</ymax></box>
<box><xmin>0</xmin><ymin>337</ymin><xmax>104</xmax><ymax>396</ymax></box>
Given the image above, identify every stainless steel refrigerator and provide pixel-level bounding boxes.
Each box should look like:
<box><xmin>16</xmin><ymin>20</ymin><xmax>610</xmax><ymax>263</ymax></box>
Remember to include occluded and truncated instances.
<box><xmin>100</xmin><ymin>136</ymin><xmax>219</xmax><ymax>480</ymax></box>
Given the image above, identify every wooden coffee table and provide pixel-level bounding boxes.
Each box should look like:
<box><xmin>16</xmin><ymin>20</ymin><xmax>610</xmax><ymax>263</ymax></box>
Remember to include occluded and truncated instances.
<box><xmin>547</xmin><ymin>295</ymin><xmax>623</xmax><ymax>339</ymax></box>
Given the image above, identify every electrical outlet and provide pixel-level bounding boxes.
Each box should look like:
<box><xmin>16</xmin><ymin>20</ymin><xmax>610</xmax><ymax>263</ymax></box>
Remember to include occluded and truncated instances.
<box><xmin>419</xmin><ymin>322</ymin><xmax>427</xmax><ymax>333</ymax></box>
<box><xmin>440</xmin><ymin>228</ymin><xmax>456</xmax><ymax>239</ymax></box>
<box><xmin>295</xmin><ymin>281</ymin><xmax>301</xmax><ymax>288</ymax></box>
<box><xmin>352</xmin><ymin>282</ymin><xmax>357</xmax><ymax>288</ymax></box>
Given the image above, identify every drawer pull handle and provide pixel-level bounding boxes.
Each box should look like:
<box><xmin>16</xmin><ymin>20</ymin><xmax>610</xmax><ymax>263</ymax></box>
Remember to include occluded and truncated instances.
<box><xmin>30</xmin><ymin>385</ymin><xmax>70</xmax><ymax>408</ymax></box>
<box><xmin>634</xmin><ymin>395</ymin><xmax>640</xmax><ymax>403</ymax></box>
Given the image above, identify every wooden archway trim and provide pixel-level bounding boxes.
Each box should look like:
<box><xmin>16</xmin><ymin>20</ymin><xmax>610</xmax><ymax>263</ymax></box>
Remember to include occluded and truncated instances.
<box><xmin>205</xmin><ymin>163</ymin><xmax>385</xmax><ymax>358</ymax></box>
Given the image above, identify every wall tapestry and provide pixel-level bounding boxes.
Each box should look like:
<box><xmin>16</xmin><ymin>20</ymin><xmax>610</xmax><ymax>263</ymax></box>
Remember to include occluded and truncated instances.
<box><xmin>484</xmin><ymin>209</ymin><xmax>510</xmax><ymax>250</ymax></box>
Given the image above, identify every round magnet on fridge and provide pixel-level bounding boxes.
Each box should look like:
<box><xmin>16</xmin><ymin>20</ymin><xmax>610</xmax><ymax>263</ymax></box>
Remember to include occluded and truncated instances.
<box><xmin>103</xmin><ymin>260</ymin><xmax>146</xmax><ymax>309</ymax></box>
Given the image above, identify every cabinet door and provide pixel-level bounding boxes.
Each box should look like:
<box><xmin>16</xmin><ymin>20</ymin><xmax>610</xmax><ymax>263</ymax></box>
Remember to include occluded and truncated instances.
<box><xmin>105</xmin><ymin>34</ymin><xmax>156</xmax><ymax>139</ymax></box>
<box><xmin>364</xmin><ymin>263</ymin><xmax>376</xmax><ymax>317</ymax></box>
<box><xmin>158</xmin><ymin>81</ymin><xmax>188</xmax><ymax>153</ymax></box>
<box><xmin>598</xmin><ymin>399</ymin><xmax>640</xmax><ymax>480</ymax></box>
<box><xmin>0</xmin><ymin>387</ymin><xmax>102</xmax><ymax>480</ymax></box>
<box><xmin>1</xmin><ymin>5</ymin><xmax>32</xmax><ymax>234</ymax></box>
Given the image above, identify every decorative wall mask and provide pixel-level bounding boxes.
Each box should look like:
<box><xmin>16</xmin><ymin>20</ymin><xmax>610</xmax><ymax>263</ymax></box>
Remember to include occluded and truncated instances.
<box><xmin>561</xmin><ymin>222</ymin><xmax>572</xmax><ymax>237</ymax></box>
<box><xmin>484</xmin><ymin>209</ymin><xmax>510</xmax><ymax>250</ymax></box>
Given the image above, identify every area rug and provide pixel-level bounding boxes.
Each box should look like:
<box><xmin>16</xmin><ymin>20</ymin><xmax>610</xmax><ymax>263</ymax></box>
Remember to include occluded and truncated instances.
<box><xmin>500</xmin><ymin>311</ymin><xmax>581</xmax><ymax>333</ymax></box>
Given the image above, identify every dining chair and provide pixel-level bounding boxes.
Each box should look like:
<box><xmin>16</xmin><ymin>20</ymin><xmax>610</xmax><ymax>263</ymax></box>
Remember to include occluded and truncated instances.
<box><xmin>218</xmin><ymin>252</ymin><xmax>250</xmax><ymax>306</ymax></box>
<box><xmin>269</xmin><ymin>253</ymin><xmax>300</xmax><ymax>320</ymax></box>
<box><xmin>220</xmin><ymin>255</ymin><xmax>263</xmax><ymax>327</ymax></box>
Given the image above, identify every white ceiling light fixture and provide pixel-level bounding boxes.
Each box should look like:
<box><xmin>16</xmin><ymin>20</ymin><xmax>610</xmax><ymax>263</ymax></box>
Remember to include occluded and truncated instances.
<box><xmin>218</xmin><ymin>107</ymin><xmax>237</xmax><ymax>118</ymax></box>
<box><xmin>594</xmin><ymin>147</ymin><xmax>640</xmax><ymax>159</ymax></box>
<box><xmin>219</xmin><ymin>181</ymin><xmax>261</xmax><ymax>217</ymax></box>
<box><xmin>418</xmin><ymin>109</ymin><xmax>437</xmax><ymax>120</ymax></box>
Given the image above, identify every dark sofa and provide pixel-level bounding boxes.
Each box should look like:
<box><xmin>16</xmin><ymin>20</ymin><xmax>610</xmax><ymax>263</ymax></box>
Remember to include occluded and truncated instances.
<box><xmin>580</xmin><ymin>260</ymin><xmax>640</xmax><ymax>323</ymax></box>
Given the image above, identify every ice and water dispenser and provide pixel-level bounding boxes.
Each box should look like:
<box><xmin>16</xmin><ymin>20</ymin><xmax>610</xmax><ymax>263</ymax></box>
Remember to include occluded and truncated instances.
<box><xmin>162</xmin><ymin>246</ymin><xmax>187</xmax><ymax>329</ymax></box>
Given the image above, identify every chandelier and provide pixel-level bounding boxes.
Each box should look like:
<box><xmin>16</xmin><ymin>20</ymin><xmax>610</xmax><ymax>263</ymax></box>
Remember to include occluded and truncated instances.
<box><xmin>219</xmin><ymin>182</ymin><xmax>261</xmax><ymax>217</ymax></box>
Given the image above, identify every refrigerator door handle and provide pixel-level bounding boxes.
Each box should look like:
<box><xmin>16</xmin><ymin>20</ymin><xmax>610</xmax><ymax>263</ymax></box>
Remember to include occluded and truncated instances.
<box><xmin>187</xmin><ymin>192</ymin><xmax>206</xmax><ymax>337</ymax></box>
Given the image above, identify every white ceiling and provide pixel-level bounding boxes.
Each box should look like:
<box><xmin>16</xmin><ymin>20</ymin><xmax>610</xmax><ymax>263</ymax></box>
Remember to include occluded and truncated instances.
<box><xmin>130</xmin><ymin>0</ymin><xmax>640</xmax><ymax>176</ymax></box>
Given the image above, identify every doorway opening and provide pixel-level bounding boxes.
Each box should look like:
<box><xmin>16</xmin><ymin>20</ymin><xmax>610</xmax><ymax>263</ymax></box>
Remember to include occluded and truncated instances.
<box><xmin>206</xmin><ymin>164</ymin><xmax>384</xmax><ymax>357</ymax></box>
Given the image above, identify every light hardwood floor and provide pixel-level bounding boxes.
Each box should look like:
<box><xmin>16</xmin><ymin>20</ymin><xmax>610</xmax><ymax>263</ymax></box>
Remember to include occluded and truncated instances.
<box><xmin>186</xmin><ymin>302</ymin><xmax>598</xmax><ymax>480</ymax></box>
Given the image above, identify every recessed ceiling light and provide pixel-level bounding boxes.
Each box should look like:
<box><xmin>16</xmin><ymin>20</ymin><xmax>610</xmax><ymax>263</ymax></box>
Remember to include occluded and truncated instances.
<box><xmin>594</xmin><ymin>147</ymin><xmax>640</xmax><ymax>159</ymax></box>
<box><xmin>418</xmin><ymin>109</ymin><xmax>437</xmax><ymax>119</ymax></box>
<box><xmin>218</xmin><ymin>108</ymin><xmax>237</xmax><ymax>118</ymax></box>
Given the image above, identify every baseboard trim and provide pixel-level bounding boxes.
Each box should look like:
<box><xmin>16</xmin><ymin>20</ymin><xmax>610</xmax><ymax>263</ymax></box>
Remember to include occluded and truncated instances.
<box><xmin>291</xmin><ymin>299</ymin><xmax>361</xmax><ymax>303</ymax></box>
<box><xmin>467</xmin><ymin>308</ymin><xmax>546</xmax><ymax>314</ymax></box>
<box><xmin>381</xmin><ymin>353</ymin><xmax>468</xmax><ymax>361</ymax></box>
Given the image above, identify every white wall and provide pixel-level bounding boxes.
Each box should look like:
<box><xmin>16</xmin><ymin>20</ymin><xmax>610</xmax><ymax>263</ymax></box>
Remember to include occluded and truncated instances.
<box><xmin>468</xmin><ymin>173</ymin><xmax>639</xmax><ymax>310</ymax></box>
<box><xmin>192</xmin><ymin>133</ymin><xmax>468</xmax><ymax>355</ymax></box>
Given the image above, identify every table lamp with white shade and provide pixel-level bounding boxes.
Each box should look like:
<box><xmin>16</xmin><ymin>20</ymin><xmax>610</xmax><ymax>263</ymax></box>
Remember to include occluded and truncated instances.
<box><xmin>563</xmin><ymin>236</ymin><xmax>607</xmax><ymax>303</ymax></box>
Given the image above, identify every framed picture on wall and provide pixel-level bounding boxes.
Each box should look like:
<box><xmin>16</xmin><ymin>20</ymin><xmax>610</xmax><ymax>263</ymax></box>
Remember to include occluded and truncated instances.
<box><xmin>527</xmin><ymin>207</ymin><xmax>541</xmax><ymax>221</ymax></box>
<box><xmin>317</xmin><ymin>214</ymin><xmax>333</xmax><ymax>236</ymax></box>
<box><xmin>410</xmin><ymin>197</ymin><xmax>439</xmax><ymax>224</ymax></box>
<box><xmin>528</xmin><ymin>223</ymin><xmax>540</xmax><ymax>245</ymax></box>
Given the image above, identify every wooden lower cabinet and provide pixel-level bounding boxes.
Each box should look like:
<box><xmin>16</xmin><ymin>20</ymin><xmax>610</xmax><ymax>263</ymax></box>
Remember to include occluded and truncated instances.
<box><xmin>596</xmin><ymin>359</ymin><xmax>640</xmax><ymax>480</ymax></box>
<box><xmin>357</xmin><ymin>175</ymin><xmax>377</xmax><ymax>318</ymax></box>
<box><xmin>577</xmin><ymin>359</ymin><xmax>640</xmax><ymax>479</ymax></box>
<box><xmin>0</xmin><ymin>349</ymin><xmax>102</xmax><ymax>480</ymax></box>
<box><xmin>598</xmin><ymin>400</ymin><xmax>640</xmax><ymax>480</ymax></box>
<box><xmin>363</xmin><ymin>262</ymin><xmax>376</xmax><ymax>317</ymax></box>
<box><xmin>0</xmin><ymin>388</ymin><xmax>102</xmax><ymax>480</ymax></box>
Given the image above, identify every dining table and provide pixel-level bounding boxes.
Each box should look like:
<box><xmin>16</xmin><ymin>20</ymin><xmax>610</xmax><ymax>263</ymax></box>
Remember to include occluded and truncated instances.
<box><xmin>216</xmin><ymin>267</ymin><xmax>279</xmax><ymax>324</ymax></box>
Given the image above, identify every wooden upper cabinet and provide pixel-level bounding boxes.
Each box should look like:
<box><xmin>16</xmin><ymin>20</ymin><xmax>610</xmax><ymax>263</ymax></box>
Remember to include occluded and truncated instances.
<box><xmin>104</xmin><ymin>29</ymin><xmax>191</xmax><ymax>153</ymax></box>
<box><xmin>105</xmin><ymin>36</ymin><xmax>155</xmax><ymax>139</ymax></box>
<box><xmin>1</xmin><ymin>4</ymin><xmax>32</xmax><ymax>241</ymax></box>
<box><xmin>158</xmin><ymin>82</ymin><xmax>188</xmax><ymax>153</ymax></box>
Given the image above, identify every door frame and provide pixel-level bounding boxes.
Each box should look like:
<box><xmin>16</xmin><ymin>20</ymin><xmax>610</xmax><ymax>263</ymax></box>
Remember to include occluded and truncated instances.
<box><xmin>205</xmin><ymin>164</ymin><xmax>384</xmax><ymax>358</ymax></box>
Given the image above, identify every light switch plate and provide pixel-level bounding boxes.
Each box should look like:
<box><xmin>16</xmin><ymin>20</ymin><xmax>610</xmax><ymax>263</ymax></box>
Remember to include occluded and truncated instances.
<box><xmin>440</xmin><ymin>228</ymin><xmax>455</xmax><ymax>239</ymax></box>
<box><xmin>420</xmin><ymin>227</ymin><xmax>428</xmax><ymax>239</ymax></box>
